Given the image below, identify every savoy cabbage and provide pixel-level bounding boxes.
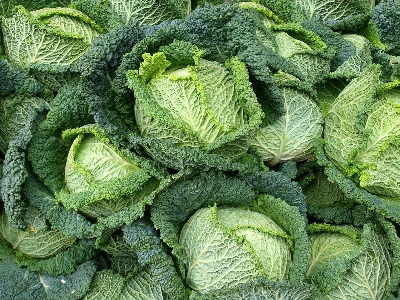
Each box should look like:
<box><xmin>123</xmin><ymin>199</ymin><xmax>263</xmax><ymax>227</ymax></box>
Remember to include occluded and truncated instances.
<box><xmin>0</xmin><ymin>1</ymin><xmax>400</xmax><ymax>299</ymax></box>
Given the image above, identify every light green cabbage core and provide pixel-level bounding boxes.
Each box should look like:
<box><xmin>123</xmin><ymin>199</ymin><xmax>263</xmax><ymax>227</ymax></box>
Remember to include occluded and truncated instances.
<box><xmin>1</xmin><ymin>6</ymin><xmax>101</xmax><ymax>69</ymax></box>
<box><xmin>65</xmin><ymin>135</ymin><xmax>140</xmax><ymax>194</ymax></box>
<box><xmin>134</xmin><ymin>56</ymin><xmax>247</xmax><ymax>149</ymax></box>
<box><xmin>306</xmin><ymin>224</ymin><xmax>391</xmax><ymax>299</ymax></box>
<box><xmin>179</xmin><ymin>206</ymin><xmax>292</xmax><ymax>294</ymax></box>
<box><xmin>61</xmin><ymin>133</ymin><xmax>156</xmax><ymax>219</ymax></box>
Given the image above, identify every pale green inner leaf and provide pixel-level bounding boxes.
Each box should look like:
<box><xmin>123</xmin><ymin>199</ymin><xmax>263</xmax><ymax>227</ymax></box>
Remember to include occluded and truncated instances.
<box><xmin>109</xmin><ymin>0</ymin><xmax>189</xmax><ymax>26</ymax></box>
<box><xmin>2</xmin><ymin>8</ymin><xmax>99</xmax><ymax>68</ymax></box>
<box><xmin>294</xmin><ymin>0</ymin><xmax>368</xmax><ymax>22</ymax></box>
<box><xmin>120</xmin><ymin>269</ymin><xmax>164</xmax><ymax>300</ymax></box>
<box><xmin>65</xmin><ymin>135</ymin><xmax>140</xmax><ymax>194</ymax></box>
<box><xmin>0</xmin><ymin>211</ymin><xmax>76</xmax><ymax>258</ymax></box>
<box><xmin>325</xmin><ymin>231</ymin><xmax>391</xmax><ymax>300</ymax></box>
<box><xmin>324</xmin><ymin>66</ymin><xmax>381</xmax><ymax>169</ymax></box>
<box><xmin>251</xmin><ymin>86</ymin><xmax>323</xmax><ymax>166</ymax></box>
<box><xmin>180</xmin><ymin>207</ymin><xmax>260</xmax><ymax>293</ymax></box>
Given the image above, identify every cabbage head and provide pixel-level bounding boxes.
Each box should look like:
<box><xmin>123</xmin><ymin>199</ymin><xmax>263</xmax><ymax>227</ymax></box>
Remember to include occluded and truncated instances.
<box><xmin>179</xmin><ymin>205</ymin><xmax>292</xmax><ymax>294</ymax></box>
<box><xmin>306</xmin><ymin>223</ymin><xmax>393</xmax><ymax>299</ymax></box>
<box><xmin>126</xmin><ymin>40</ymin><xmax>264</xmax><ymax>170</ymax></box>
<box><xmin>239</xmin><ymin>2</ymin><xmax>333</xmax><ymax>86</ymax></box>
<box><xmin>251</xmin><ymin>72</ymin><xmax>323</xmax><ymax>166</ymax></box>
<box><xmin>1</xmin><ymin>6</ymin><xmax>102</xmax><ymax>73</ymax></box>
<box><xmin>57</xmin><ymin>126</ymin><xmax>164</xmax><ymax>220</ymax></box>
<box><xmin>324</xmin><ymin>64</ymin><xmax>400</xmax><ymax>198</ymax></box>
<box><xmin>1</xmin><ymin>5</ymin><xmax>103</xmax><ymax>91</ymax></box>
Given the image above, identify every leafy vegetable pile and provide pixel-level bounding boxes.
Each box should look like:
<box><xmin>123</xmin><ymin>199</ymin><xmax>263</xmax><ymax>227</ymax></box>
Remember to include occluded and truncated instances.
<box><xmin>1</xmin><ymin>0</ymin><xmax>400</xmax><ymax>299</ymax></box>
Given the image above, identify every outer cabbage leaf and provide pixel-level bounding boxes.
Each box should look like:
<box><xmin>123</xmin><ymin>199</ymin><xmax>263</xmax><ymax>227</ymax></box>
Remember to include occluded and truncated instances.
<box><xmin>0</xmin><ymin>95</ymin><xmax>50</xmax><ymax>154</ymax></box>
<box><xmin>122</xmin><ymin>218</ymin><xmax>188</xmax><ymax>300</ymax></box>
<box><xmin>15</xmin><ymin>239</ymin><xmax>98</xmax><ymax>276</ymax></box>
<box><xmin>300</xmin><ymin>21</ymin><xmax>358</xmax><ymax>72</ymax></box>
<box><xmin>272</xmin><ymin>23</ymin><xmax>332</xmax><ymax>85</ymax></box>
<box><xmin>313</xmin><ymin>138</ymin><xmax>400</xmax><ymax>225</ymax></box>
<box><xmin>251</xmin><ymin>73</ymin><xmax>323</xmax><ymax>166</ymax></box>
<box><xmin>108</xmin><ymin>0</ymin><xmax>189</xmax><ymax>26</ymax></box>
<box><xmin>329</xmin><ymin>34</ymin><xmax>373</xmax><ymax>80</ymax></box>
<box><xmin>23</xmin><ymin>174</ymin><xmax>98</xmax><ymax>240</ymax></box>
<box><xmin>0</xmin><ymin>63</ymin><xmax>52</xmax><ymax>228</ymax></box>
<box><xmin>241</xmin><ymin>170</ymin><xmax>307</xmax><ymax>218</ymax></box>
<box><xmin>84</xmin><ymin>218</ymin><xmax>188</xmax><ymax>299</ymax></box>
<box><xmin>83</xmin><ymin>266</ymin><xmax>175</xmax><ymax>300</ymax></box>
<box><xmin>0</xmin><ymin>60</ymin><xmax>52</xmax><ymax>154</ymax></box>
<box><xmin>0</xmin><ymin>249</ymin><xmax>97</xmax><ymax>300</ymax></box>
<box><xmin>0</xmin><ymin>208</ymin><xmax>76</xmax><ymax>258</ymax></box>
<box><xmin>71</xmin><ymin>23</ymin><xmax>163</xmax><ymax>147</ymax></box>
<box><xmin>306</xmin><ymin>224</ymin><xmax>362</xmax><ymax>293</ymax></box>
<box><xmin>300</xmin><ymin>169</ymin><xmax>355</xmax><ymax>224</ymax></box>
<box><xmin>293</xmin><ymin>0</ymin><xmax>371</xmax><ymax>31</ymax></box>
<box><xmin>0</xmin><ymin>0</ymin><xmax>72</xmax><ymax>17</ymax></box>
<box><xmin>73</xmin><ymin>0</ymin><xmax>190</xmax><ymax>31</ymax></box>
<box><xmin>190</xmin><ymin>276</ymin><xmax>311</xmax><ymax>300</ymax></box>
<box><xmin>98</xmin><ymin>234</ymin><xmax>138</xmax><ymax>275</ymax></box>
<box><xmin>371</xmin><ymin>0</ymin><xmax>400</xmax><ymax>55</ymax></box>
<box><xmin>324</xmin><ymin>64</ymin><xmax>380</xmax><ymax>171</ymax></box>
<box><xmin>251</xmin><ymin>0</ymin><xmax>371</xmax><ymax>32</ymax></box>
<box><xmin>238</xmin><ymin>2</ymin><xmax>304</xmax><ymax>81</ymax></box>
<box><xmin>83</xmin><ymin>270</ymin><xmax>126</xmax><ymax>300</ymax></box>
<box><xmin>119</xmin><ymin>268</ymin><xmax>166</xmax><ymax>300</ymax></box>
<box><xmin>314</xmin><ymin>78</ymin><xmax>348</xmax><ymax>117</ymax></box>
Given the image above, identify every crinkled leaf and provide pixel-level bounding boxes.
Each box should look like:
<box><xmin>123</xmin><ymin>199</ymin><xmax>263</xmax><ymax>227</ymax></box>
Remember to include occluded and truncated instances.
<box><xmin>2</xmin><ymin>6</ymin><xmax>101</xmax><ymax>70</ymax></box>
<box><xmin>0</xmin><ymin>209</ymin><xmax>76</xmax><ymax>258</ymax></box>
<box><xmin>190</xmin><ymin>276</ymin><xmax>312</xmax><ymax>300</ymax></box>
<box><xmin>108</xmin><ymin>0</ymin><xmax>190</xmax><ymax>26</ymax></box>
<box><xmin>314</xmin><ymin>78</ymin><xmax>348</xmax><ymax>117</ymax></box>
<box><xmin>15</xmin><ymin>238</ymin><xmax>97</xmax><ymax>276</ymax></box>
<box><xmin>293</xmin><ymin>0</ymin><xmax>371</xmax><ymax>31</ymax></box>
<box><xmin>324</xmin><ymin>64</ymin><xmax>381</xmax><ymax>170</ymax></box>
<box><xmin>329</xmin><ymin>34</ymin><xmax>373</xmax><ymax>80</ymax></box>
<box><xmin>0</xmin><ymin>94</ymin><xmax>50</xmax><ymax>154</ymax></box>
<box><xmin>323</xmin><ymin>228</ymin><xmax>391</xmax><ymax>299</ymax></box>
<box><xmin>83</xmin><ymin>270</ymin><xmax>126</xmax><ymax>300</ymax></box>
<box><xmin>0</xmin><ymin>259</ymin><xmax>97</xmax><ymax>300</ymax></box>
<box><xmin>306</xmin><ymin>229</ymin><xmax>361</xmax><ymax>292</ymax></box>
<box><xmin>0</xmin><ymin>0</ymin><xmax>72</xmax><ymax>17</ymax></box>
<box><xmin>119</xmin><ymin>268</ymin><xmax>165</xmax><ymax>300</ymax></box>
<box><xmin>123</xmin><ymin>218</ymin><xmax>188</xmax><ymax>300</ymax></box>
<box><xmin>251</xmin><ymin>78</ymin><xmax>323</xmax><ymax>167</ymax></box>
